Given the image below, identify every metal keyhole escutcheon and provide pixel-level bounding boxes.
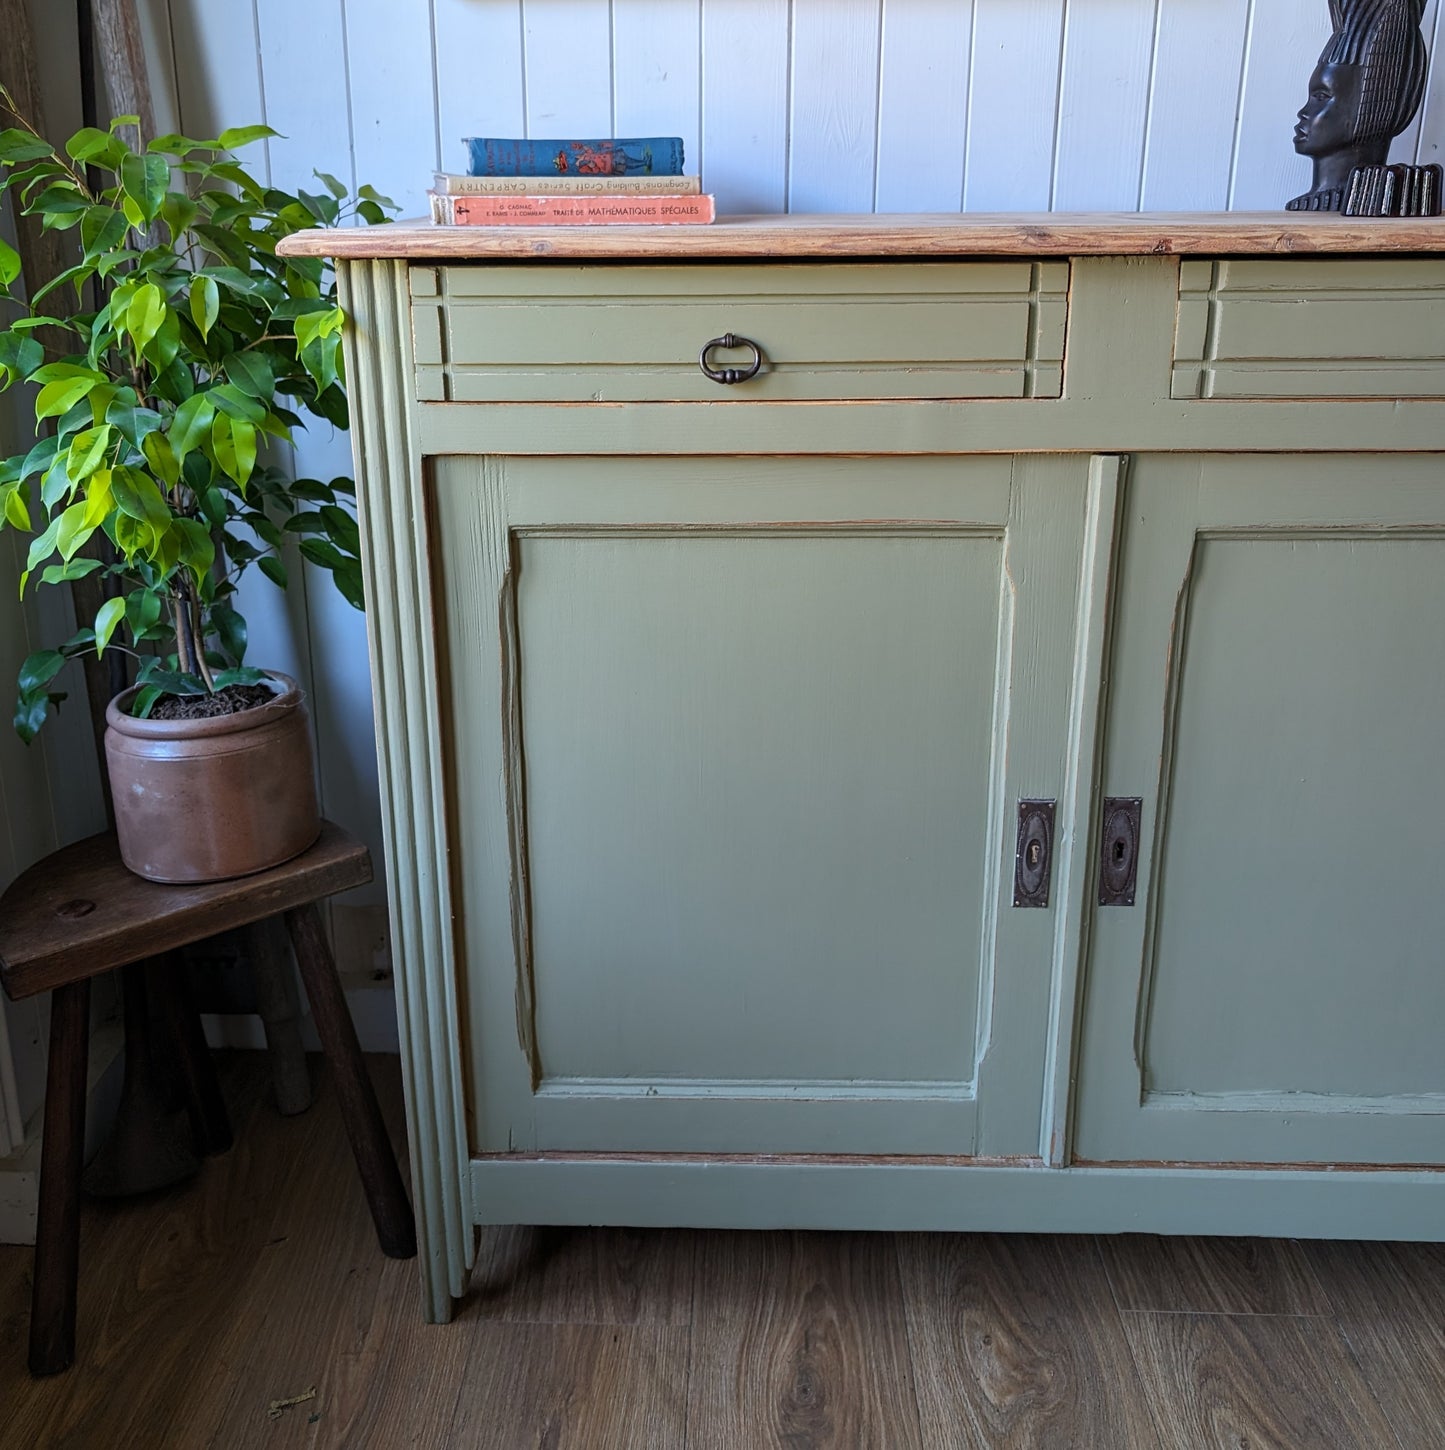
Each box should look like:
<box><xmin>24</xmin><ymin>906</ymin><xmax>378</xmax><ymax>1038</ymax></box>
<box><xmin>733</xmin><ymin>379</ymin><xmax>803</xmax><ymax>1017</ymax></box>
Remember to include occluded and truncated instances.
<box><xmin>699</xmin><ymin>333</ymin><xmax>764</xmax><ymax>385</ymax></box>
<box><xmin>1098</xmin><ymin>798</ymin><xmax>1143</xmax><ymax>906</ymax></box>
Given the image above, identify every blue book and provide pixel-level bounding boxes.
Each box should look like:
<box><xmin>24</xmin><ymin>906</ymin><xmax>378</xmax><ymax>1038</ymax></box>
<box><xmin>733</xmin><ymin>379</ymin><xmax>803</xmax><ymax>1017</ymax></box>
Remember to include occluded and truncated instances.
<box><xmin>464</xmin><ymin>136</ymin><xmax>684</xmax><ymax>178</ymax></box>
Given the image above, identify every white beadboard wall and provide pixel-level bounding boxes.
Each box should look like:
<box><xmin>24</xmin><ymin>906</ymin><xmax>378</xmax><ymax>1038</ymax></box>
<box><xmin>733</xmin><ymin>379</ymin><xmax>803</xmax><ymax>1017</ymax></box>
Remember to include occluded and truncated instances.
<box><xmin>37</xmin><ymin>0</ymin><xmax>1445</xmax><ymax>997</ymax></box>
<box><xmin>155</xmin><ymin>0</ymin><xmax>1445</xmax><ymax>218</ymax></box>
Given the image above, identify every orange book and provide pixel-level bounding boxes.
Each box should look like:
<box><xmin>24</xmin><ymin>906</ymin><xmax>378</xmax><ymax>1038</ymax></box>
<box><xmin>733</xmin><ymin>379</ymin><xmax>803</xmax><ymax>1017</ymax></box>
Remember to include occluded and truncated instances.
<box><xmin>429</xmin><ymin>190</ymin><xmax>715</xmax><ymax>226</ymax></box>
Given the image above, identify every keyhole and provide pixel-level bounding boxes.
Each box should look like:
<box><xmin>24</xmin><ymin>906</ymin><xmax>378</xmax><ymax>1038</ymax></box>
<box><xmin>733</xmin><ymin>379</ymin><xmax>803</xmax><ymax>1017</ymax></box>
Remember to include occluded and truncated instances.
<box><xmin>1027</xmin><ymin>841</ymin><xmax>1041</xmax><ymax>868</ymax></box>
<box><xmin>1112</xmin><ymin>838</ymin><xmax>1127</xmax><ymax>864</ymax></box>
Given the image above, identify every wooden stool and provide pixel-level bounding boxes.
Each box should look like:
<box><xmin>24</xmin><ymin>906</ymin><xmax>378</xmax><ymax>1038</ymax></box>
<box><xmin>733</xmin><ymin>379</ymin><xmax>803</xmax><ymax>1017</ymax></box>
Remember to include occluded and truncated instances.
<box><xmin>0</xmin><ymin>821</ymin><xmax>417</xmax><ymax>1376</ymax></box>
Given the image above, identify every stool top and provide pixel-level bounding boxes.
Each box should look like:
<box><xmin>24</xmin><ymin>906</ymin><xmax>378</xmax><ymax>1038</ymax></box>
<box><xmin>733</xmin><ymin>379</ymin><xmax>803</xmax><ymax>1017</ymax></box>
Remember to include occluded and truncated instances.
<box><xmin>0</xmin><ymin>820</ymin><xmax>372</xmax><ymax>1000</ymax></box>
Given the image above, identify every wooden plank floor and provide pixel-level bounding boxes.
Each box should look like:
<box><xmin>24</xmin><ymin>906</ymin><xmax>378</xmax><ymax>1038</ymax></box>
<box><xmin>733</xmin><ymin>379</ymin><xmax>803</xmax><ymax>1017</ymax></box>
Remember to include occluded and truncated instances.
<box><xmin>2</xmin><ymin>1054</ymin><xmax>1441</xmax><ymax>1448</ymax></box>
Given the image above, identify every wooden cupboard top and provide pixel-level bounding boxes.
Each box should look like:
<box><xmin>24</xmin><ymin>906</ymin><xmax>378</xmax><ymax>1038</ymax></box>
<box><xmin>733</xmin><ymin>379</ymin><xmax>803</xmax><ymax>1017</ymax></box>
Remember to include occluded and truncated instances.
<box><xmin>277</xmin><ymin>211</ymin><xmax>1445</xmax><ymax>261</ymax></box>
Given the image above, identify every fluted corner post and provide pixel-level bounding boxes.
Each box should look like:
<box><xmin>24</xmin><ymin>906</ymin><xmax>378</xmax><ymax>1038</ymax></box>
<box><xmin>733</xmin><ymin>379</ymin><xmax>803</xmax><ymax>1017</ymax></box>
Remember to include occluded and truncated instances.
<box><xmin>337</xmin><ymin>259</ymin><xmax>473</xmax><ymax>1322</ymax></box>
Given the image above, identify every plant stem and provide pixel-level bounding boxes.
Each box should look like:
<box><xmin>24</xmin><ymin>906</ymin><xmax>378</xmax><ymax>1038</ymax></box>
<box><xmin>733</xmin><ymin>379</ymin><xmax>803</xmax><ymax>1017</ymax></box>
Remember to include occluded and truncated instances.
<box><xmin>188</xmin><ymin>588</ymin><xmax>216</xmax><ymax>691</ymax></box>
<box><xmin>171</xmin><ymin>594</ymin><xmax>197</xmax><ymax>676</ymax></box>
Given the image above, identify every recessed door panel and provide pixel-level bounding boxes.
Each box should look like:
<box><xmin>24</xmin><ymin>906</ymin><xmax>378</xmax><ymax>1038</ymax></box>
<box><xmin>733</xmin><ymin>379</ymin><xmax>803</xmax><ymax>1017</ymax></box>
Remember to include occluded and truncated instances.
<box><xmin>434</xmin><ymin>454</ymin><xmax>1096</xmax><ymax>1156</ymax></box>
<box><xmin>1075</xmin><ymin>455</ymin><xmax>1445</xmax><ymax>1166</ymax></box>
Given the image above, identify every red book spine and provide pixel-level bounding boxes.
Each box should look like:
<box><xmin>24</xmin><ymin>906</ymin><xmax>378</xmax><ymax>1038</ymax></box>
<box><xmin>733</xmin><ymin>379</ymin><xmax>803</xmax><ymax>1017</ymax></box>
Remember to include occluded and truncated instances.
<box><xmin>437</xmin><ymin>192</ymin><xmax>716</xmax><ymax>226</ymax></box>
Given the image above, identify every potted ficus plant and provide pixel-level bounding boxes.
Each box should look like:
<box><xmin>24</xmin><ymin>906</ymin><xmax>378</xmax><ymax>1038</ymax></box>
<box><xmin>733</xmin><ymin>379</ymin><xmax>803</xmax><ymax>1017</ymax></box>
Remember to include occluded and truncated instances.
<box><xmin>0</xmin><ymin>90</ymin><xmax>393</xmax><ymax>882</ymax></box>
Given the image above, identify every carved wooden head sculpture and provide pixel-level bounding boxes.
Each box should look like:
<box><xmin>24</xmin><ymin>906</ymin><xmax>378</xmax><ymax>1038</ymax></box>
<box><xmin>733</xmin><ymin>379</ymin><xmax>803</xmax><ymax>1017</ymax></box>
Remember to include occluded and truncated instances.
<box><xmin>1289</xmin><ymin>0</ymin><xmax>1429</xmax><ymax>210</ymax></box>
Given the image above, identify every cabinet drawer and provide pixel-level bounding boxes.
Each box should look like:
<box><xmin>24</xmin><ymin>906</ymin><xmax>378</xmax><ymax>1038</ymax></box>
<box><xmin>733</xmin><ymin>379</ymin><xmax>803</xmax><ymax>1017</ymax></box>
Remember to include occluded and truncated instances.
<box><xmin>1173</xmin><ymin>258</ymin><xmax>1445</xmax><ymax>399</ymax></box>
<box><xmin>410</xmin><ymin>261</ymin><xmax>1067</xmax><ymax>402</ymax></box>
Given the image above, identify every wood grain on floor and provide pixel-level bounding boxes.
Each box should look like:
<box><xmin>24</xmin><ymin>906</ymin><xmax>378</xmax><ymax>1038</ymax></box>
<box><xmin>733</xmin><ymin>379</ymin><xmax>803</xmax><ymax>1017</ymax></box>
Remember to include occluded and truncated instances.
<box><xmin>1</xmin><ymin>1053</ymin><xmax>1440</xmax><ymax>1450</ymax></box>
<box><xmin>686</xmin><ymin>1230</ymin><xmax>923</xmax><ymax>1450</ymax></box>
<box><xmin>1301</xmin><ymin>1240</ymin><xmax>1445</xmax><ymax>1450</ymax></box>
<box><xmin>1122</xmin><ymin>1310</ymin><xmax>1400</xmax><ymax>1450</ymax></box>
<box><xmin>898</xmin><ymin>1233</ymin><xmax>1160</xmax><ymax>1449</ymax></box>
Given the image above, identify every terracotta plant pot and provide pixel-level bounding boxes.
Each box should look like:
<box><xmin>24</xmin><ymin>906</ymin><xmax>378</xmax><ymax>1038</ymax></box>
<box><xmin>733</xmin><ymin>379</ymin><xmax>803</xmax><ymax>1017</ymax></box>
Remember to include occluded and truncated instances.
<box><xmin>104</xmin><ymin>671</ymin><xmax>321</xmax><ymax>883</ymax></box>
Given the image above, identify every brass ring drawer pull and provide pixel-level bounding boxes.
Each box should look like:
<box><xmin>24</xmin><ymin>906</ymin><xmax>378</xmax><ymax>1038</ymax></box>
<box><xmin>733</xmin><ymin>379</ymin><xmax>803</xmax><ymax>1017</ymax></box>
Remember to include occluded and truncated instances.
<box><xmin>699</xmin><ymin>333</ymin><xmax>763</xmax><ymax>385</ymax></box>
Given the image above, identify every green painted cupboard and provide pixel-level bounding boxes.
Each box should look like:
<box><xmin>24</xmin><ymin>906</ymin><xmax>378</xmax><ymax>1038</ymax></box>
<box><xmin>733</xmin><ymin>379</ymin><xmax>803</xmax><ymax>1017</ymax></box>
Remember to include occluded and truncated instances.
<box><xmin>279</xmin><ymin>215</ymin><xmax>1445</xmax><ymax>1321</ymax></box>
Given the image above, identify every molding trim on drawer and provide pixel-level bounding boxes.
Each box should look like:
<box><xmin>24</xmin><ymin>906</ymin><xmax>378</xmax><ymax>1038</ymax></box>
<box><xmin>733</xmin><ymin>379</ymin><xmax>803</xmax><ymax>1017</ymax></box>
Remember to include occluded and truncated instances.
<box><xmin>1173</xmin><ymin>257</ymin><xmax>1445</xmax><ymax>400</ymax></box>
<box><xmin>410</xmin><ymin>261</ymin><xmax>1068</xmax><ymax>404</ymax></box>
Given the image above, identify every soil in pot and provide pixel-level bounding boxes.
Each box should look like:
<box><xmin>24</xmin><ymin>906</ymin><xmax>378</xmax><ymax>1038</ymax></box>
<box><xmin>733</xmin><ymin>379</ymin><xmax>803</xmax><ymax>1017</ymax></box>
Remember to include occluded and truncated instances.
<box><xmin>148</xmin><ymin>683</ymin><xmax>275</xmax><ymax>720</ymax></box>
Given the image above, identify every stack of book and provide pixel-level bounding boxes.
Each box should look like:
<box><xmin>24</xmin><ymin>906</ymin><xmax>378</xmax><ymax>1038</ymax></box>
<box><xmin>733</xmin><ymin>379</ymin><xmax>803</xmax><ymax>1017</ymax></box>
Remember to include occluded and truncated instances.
<box><xmin>428</xmin><ymin>136</ymin><xmax>715</xmax><ymax>226</ymax></box>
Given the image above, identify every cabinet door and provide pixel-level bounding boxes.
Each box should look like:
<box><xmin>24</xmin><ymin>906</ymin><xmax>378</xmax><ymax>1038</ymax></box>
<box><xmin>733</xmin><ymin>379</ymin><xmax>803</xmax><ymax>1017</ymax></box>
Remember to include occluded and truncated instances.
<box><xmin>1074</xmin><ymin>454</ymin><xmax>1445</xmax><ymax>1167</ymax></box>
<box><xmin>433</xmin><ymin>452</ymin><xmax>1107</xmax><ymax>1157</ymax></box>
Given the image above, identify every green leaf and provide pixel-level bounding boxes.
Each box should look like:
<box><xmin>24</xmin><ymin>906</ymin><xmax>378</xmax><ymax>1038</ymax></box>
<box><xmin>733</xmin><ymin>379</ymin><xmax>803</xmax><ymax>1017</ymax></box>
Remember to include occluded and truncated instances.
<box><xmin>173</xmin><ymin>517</ymin><xmax>215</xmax><ymax>586</ymax></box>
<box><xmin>152</xmin><ymin>357</ymin><xmax>195</xmax><ymax>406</ymax></box>
<box><xmin>131</xmin><ymin>684</ymin><xmax>164</xmax><ymax>719</ymax></box>
<box><xmin>80</xmin><ymin>206</ymin><xmax>128</xmax><ymax>260</ymax></box>
<box><xmin>80</xmin><ymin>467</ymin><xmax>114</xmax><ymax>528</ymax></box>
<box><xmin>288</xmin><ymin>479</ymin><xmax>337</xmax><ymax>504</ymax></box>
<box><xmin>314</xmin><ymin>170</ymin><xmax>347</xmax><ymax>200</ymax></box>
<box><xmin>209</xmin><ymin>600</ymin><xmax>247</xmax><ymax>662</ymax></box>
<box><xmin>224</xmin><ymin>349</ymin><xmax>274</xmax><ymax>399</ymax></box>
<box><xmin>298</xmin><ymin>537</ymin><xmax>346</xmax><ymax>571</ymax></box>
<box><xmin>23</xmin><ymin>514</ymin><xmax>64</xmax><ymax>581</ymax></box>
<box><xmin>110</xmin><ymin>465</ymin><xmax>172</xmax><ymax>530</ymax></box>
<box><xmin>55</xmin><ymin>501</ymin><xmax>95</xmax><ymax>560</ymax></box>
<box><xmin>126</xmin><ymin>281</ymin><xmax>166</xmax><ymax>353</ymax></box>
<box><xmin>112</xmin><ymin>510</ymin><xmax>154</xmax><ymax>560</ymax></box>
<box><xmin>40</xmin><ymin>455</ymin><xmax>75</xmax><ymax>510</ymax></box>
<box><xmin>159</xmin><ymin>190</ymin><xmax>199</xmax><ymax>237</ymax></box>
<box><xmin>319</xmin><ymin>504</ymin><xmax>361</xmax><ymax>554</ymax></box>
<box><xmin>212</xmin><ymin>666</ymin><xmax>268</xmax><ymax>689</ymax></box>
<box><xmin>293</xmin><ymin>307</ymin><xmax>344</xmax><ymax>352</ymax></box>
<box><xmin>300</xmin><ymin>333</ymin><xmax>340</xmax><ymax>396</ymax></box>
<box><xmin>29</xmin><ymin>262</ymin><xmax>90</xmax><ymax>306</ymax></box>
<box><xmin>209</xmin><ymin>384</ymin><xmax>265</xmax><ymax>423</ymax></box>
<box><xmin>258</xmin><ymin>554</ymin><xmax>288</xmax><ymax>589</ymax></box>
<box><xmin>120</xmin><ymin>152</ymin><xmax>168</xmax><ymax>224</ymax></box>
<box><xmin>125</xmin><ymin>586</ymin><xmax>163</xmax><ymax>640</ymax></box>
<box><xmin>40</xmin><ymin>557</ymin><xmax>104</xmax><ymax>585</ymax></box>
<box><xmin>0</xmin><ymin>129</ymin><xmax>54</xmax><ymax>164</ymax></box>
<box><xmin>141</xmin><ymin>430</ymin><xmax>180</xmax><ymax>488</ymax></box>
<box><xmin>66</xmin><ymin>127</ymin><xmax>117</xmax><ymax>162</ymax></box>
<box><xmin>199</xmin><ymin>265</ymin><xmax>267</xmax><ymax>299</ymax></box>
<box><xmin>170</xmin><ymin>393</ymin><xmax>215</xmax><ymax>460</ymax></box>
<box><xmin>193</xmin><ymin>225</ymin><xmax>249</xmax><ymax>269</ymax></box>
<box><xmin>244</xmin><ymin>513</ymin><xmax>283</xmax><ymax>549</ymax></box>
<box><xmin>357</xmin><ymin>183</ymin><xmax>396</xmax><ymax>209</ymax></box>
<box><xmin>108</xmin><ymin>114</ymin><xmax>141</xmax><ymax>134</ymax></box>
<box><xmin>211</xmin><ymin>412</ymin><xmax>257</xmax><ymax>488</ymax></box>
<box><xmin>20</xmin><ymin>435</ymin><xmax>58</xmax><ymax>482</ymax></box>
<box><xmin>199</xmin><ymin>486</ymin><xmax>228</xmax><ymax>530</ymax></box>
<box><xmin>2</xmin><ymin>483</ymin><xmax>29</xmax><ymax>530</ymax></box>
<box><xmin>25</xmin><ymin>183</ymin><xmax>88</xmax><ymax>220</ymax></box>
<box><xmin>0</xmin><ymin>331</ymin><xmax>44</xmax><ymax>378</ymax></box>
<box><xmin>356</xmin><ymin>199</ymin><xmax>387</xmax><ymax>227</ymax></box>
<box><xmin>18</xmin><ymin>649</ymin><xmax>66</xmax><ymax>694</ymax></box>
<box><xmin>36</xmin><ymin>374</ymin><xmax>101</xmax><ymax>421</ymax></box>
<box><xmin>148</xmin><ymin>133</ymin><xmax>215</xmax><ymax>157</ymax></box>
<box><xmin>66</xmin><ymin>424</ymin><xmax>112</xmax><ymax>482</ymax></box>
<box><xmin>332</xmin><ymin>561</ymin><xmax>365</xmax><ymax>610</ymax></box>
<box><xmin>217</xmin><ymin>124</ymin><xmax>278</xmax><ymax>151</ymax></box>
<box><xmin>13</xmin><ymin>689</ymin><xmax>55</xmax><ymax>743</ymax></box>
<box><xmin>30</xmin><ymin>361</ymin><xmax>103</xmax><ymax>385</ymax></box>
<box><xmin>297</xmin><ymin>189</ymin><xmax>340</xmax><ymax>225</ymax></box>
<box><xmin>143</xmin><ymin>307</ymin><xmax>181</xmax><ymax>371</ymax></box>
<box><xmin>93</xmin><ymin>596</ymin><xmax>126</xmax><ymax>653</ymax></box>
<box><xmin>105</xmin><ymin>396</ymin><xmax>163</xmax><ymax>449</ymax></box>
<box><xmin>0</xmin><ymin>236</ymin><xmax>19</xmax><ymax>286</ymax></box>
<box><xmin>189</xmin><ymin>274</ymin><xmax>219</xmax><ymax>339</ymax></box>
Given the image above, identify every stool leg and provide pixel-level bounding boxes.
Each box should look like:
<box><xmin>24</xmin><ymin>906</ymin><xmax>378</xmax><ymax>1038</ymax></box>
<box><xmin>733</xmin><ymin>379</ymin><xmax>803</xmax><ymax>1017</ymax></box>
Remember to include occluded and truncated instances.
<box><xmin>153</xmin><ymin>957</ymin><xmax>233</xmax><ymax>1156</ymax></box>
<box><xmin>30</xmin><ymin>978</ymin><xmax>90</xmax><ymax>1376</ymax></box>
<box><xmin>284</xmin><ymin>903</ymin><xmax>417</xmax><ymax>1259</ymax></box>
<box><xmin>247</xmin><ymin>918</ymin><xmax>312</xmax><ymax>1116</ymax></box>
